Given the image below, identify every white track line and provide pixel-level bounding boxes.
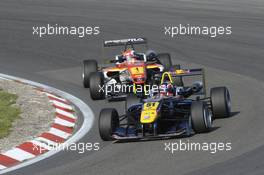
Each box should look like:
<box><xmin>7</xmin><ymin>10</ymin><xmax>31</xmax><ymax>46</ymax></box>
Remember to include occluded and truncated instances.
<box><xmin>29</xmin><ymin>140</ymin><xmax>53</xmax><ymax>151</ymax></box>
<box><xmin>49</xmin><ymin>128</ymin><xmax>71</xmax><ymax>139</ymax></box>
<box><xmin>55</xmin><ymin>108</ymin><xmax>76</xmax><ymax>119</ymax></box>
<box><xmin>46</xmin><ymin>93</ymin><xmax>68</xmax><ymax>103</ymax></box>
<box><xmin>51</xmin><ymin>100</ymin><xmax>73</xmax><ymax>110</ymax></box>
<box><xmin>0</xmin><ymin>165</ymin><xmax>7</xmax><ymax>170</ymax></box>
<box><xmin>54</xmin><ymin>117</ymin><xmax>75</xmax><ymax>127</ymax></box>
<box><xmin>3</xmin><ymin>148</ymin><xmax>35</xmax><ymax>162</ymax></box>
<box><xmin>0</xmin><ymin>77</ymin><xmax>9</xmax><ymax>81</ymax></box>
<box><xmin>35</xmin><ymin>137</ymin><xmax>59</xmax><ymax>147</ymax></box>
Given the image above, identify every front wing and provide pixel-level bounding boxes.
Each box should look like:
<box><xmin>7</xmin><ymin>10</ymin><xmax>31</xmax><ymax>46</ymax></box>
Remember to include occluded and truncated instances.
<box><xmin>112</xmin><ymin>129</ymin><xmax>189</xmax><ymax>143</ymax></box>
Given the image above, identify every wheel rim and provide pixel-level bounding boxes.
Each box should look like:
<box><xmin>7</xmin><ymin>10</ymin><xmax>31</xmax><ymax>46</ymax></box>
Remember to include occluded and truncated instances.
<box><xmin>203</xmin><ymin>108</ymin><xmax>207</xmax><ymax>127</ymax></box>
<box><xmin>187</xmin><ymin>115</ymin><xmax>192</xmax><ymax>135</ymax></box>
<box><xmin>226</xmin><ymin>89</ymin><xmax>231</xmax><ymax>113</ymax></box>
<box><xmin>189</xmin><ymin>115</ymin><xmax>192</xmax><ymax>128</ymax></box>
<box><xmin>207</xmin><ymin>112</ymin><xmax>212</xmax><ymax>129</ymax></box>
<box><xmin>203</xmin><ymin>108</ymin><xmax>212</xmax><ymax>129</ymax></box>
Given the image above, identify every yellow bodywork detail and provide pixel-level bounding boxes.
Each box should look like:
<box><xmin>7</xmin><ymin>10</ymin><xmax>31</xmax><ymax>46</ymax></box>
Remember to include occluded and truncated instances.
<box><xmin>160</xmin><ymin>70</ymin><xmax>185</xmax><ymax>85</ymax></box>
<box><xmin>160</xmin><ymin>72</ymin><xmax>173</xmax><ymax>84</ymax></box>
<box><xmin>130</xmin><ymin>67</ymin><xmax>144</xmax><ymax>74</ymax></box>
<box><xmin>133</xmin><ymin>83</ymin><xmax>137</xmax><ymax>94</ymax></box>
<box><xmin>175</xmin><ymin>69</ymin><xmax>186</xmax><ymax>74</ymax></box>
<box><xmin>133</xmin><ymin>83</ymin><xmax>143</xmax><ymax>94</ymax></box>
<box><xmin>146</xmin><ymin>65</ymin><xmax>160</xmax><ymax>69</ymax></box>
<box><xmin>140</xmin><ymin>102</ymin><xmax>159</xmax><ymax>123</ymax></box>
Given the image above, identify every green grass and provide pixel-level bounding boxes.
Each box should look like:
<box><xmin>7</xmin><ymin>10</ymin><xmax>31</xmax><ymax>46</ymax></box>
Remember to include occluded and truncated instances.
<box><xmin>0</xmin><ymin>90</ymin><xmax>20</xmax><ymax>138</ymax></box>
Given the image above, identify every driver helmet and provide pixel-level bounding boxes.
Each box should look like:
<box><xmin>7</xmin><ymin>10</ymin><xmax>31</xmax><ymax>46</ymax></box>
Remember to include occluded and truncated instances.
<box><xmin>123</xmin><ymin>49</ymin><xmax>137</xmax><ymax>63</ymax></box>
<box><xmin>123</xmin><ymin>49</ymin><xmax>135</xmax><ymax>58</ymax></box>
<box><xmin>160</xmin><ymin>82</ymin><xmax>175</xmax><ymax>97</ymax></box>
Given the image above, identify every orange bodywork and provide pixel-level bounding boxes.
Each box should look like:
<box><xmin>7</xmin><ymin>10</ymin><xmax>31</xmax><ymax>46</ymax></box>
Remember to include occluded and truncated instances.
<box><xmin>102</xmin><ymin>60</ymin><xmax>162</xmax><ymax>84</ymax></box>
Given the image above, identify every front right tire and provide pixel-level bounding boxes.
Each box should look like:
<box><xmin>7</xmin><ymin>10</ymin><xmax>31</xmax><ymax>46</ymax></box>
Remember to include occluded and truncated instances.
<box><xmin>89</xmin><ymin>72</ymin><xmax>105</xmax><ymax>100</ymax></box>
<box><xmin>210</xmin><ymin>87</ymin><xmax>231</xmax><ymax>118</ymax></box>
<box><xmin>191</xmin><ymin>101</ymin><xmax>212</xmax><ymax>133</ymax></box>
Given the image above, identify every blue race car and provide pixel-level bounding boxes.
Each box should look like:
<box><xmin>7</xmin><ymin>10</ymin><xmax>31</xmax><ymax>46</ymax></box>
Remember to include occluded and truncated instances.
<box><xmin>98</xmin><ymin>68</ymin><xmax>231</xmax><ymax>141</ymax></box>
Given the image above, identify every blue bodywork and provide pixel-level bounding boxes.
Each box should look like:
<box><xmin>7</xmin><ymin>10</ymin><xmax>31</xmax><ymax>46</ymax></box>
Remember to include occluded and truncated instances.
<box><xmin>113</xmin><ymin>97</ymin><xmax>194</xmax><ymax>138</ymax></box>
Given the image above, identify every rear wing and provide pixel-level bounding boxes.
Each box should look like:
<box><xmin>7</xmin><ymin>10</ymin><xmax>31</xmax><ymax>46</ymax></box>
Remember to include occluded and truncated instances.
<box><xmin>103</xmin><ymin>38</ymin><xmax>147</xmax><ymax>47</ymax></box>
<box><xmin>155</xmin><ymin>68</ymin><xmax>207</xmax><ymax>96</ymax></box>
<box><xmin>168</xmin><ymin>68</ymin><xmax>205</xmax><ymax>77</ymax></box>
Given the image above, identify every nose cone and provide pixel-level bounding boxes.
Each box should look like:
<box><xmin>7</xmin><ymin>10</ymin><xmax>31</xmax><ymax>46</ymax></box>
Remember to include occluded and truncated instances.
<box><xmin>140</xmin><ymin>102</ymin><xmax>159</xmax><ymax>123</ymax></box>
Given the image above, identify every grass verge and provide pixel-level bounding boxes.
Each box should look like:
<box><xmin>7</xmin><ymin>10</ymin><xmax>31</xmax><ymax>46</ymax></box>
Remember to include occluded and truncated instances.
<box><xmin>0</xmin><ymin>90</ymin><xmax>20</xmax><ymax>138</ymax></box>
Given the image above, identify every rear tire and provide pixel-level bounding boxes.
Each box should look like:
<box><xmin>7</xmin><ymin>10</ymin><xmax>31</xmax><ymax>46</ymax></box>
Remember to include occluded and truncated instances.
<box><xmin>157</xmin><ymin>53</ymin><xmax>172</xmax><ymax>70</ymax></box>
<box><xmin>191</xmin><ymin>101</ymin><xmax>212</xmax><ymax>133</ymax></box>
<box><xmin>89</xmin><ymin>72</ymin><xmax>105</xmax><ymax>100</ymax></box>
<box><xmin>83</xmin><ymin>60</ymin><xmax>98</xmax><ymax>88</ymax></box>
<box><xmin>99</xmin><ymin>108</ymin><xmax>119</xmax><ymax>141</ymax></box>
<box><xmin>210</xmin><ymin>87</ymin><xmax>231</xmax><ymax>118</ymax></box>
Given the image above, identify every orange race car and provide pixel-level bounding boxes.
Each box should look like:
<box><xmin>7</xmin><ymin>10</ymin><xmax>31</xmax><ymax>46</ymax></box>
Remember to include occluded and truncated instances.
<box><xmin>82</xmin><ymin>38</ymin><xmax>182</xmax><ymax>101</ymax></box>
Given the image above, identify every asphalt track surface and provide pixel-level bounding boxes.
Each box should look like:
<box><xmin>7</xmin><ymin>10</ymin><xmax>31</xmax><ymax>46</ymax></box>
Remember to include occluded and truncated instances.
<box><xmin>0</xmin><ymin>0</ymin><xmax>264</xmax><ymax>174</ymax></box>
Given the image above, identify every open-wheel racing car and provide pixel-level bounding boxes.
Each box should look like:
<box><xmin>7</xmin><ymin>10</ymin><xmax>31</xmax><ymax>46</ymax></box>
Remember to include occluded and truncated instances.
<box><xmin>98</xmin><ymin>68</ymin><xmax>231</xmax><ymax>141</ymax></box>
<box><xmin>82</xmin><ymin>38</ymin><xmax>183</xmax><ymax>101</ymax></box>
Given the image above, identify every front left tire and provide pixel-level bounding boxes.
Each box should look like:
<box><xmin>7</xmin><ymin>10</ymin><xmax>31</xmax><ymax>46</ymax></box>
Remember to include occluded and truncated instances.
<box><xmin>99</xmin><ymin>108</ymin><xmax>119</xmax><ymax>141</ymax></box>
<box><xmin>83</xmin><ymin>60</ymin><xmax>98</xmax><ymax>88</ymax></box>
